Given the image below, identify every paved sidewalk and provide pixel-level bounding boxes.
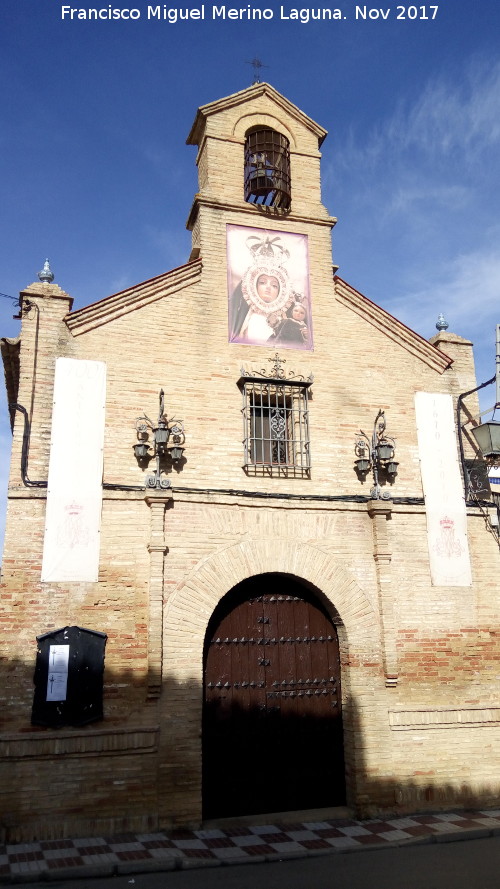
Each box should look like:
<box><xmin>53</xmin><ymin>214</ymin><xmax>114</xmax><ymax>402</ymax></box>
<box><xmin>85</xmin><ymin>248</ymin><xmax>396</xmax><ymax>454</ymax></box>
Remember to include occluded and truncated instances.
<box><xmin>2</xmin><ymin>809</ymin><xmax>500</xmax><ymax>882</ymax></box>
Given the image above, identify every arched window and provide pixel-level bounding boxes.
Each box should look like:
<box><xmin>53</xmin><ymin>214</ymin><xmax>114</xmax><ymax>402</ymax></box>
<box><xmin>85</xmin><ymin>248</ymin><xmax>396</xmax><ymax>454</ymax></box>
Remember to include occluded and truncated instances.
<box><xmin>244</xmin><ymin>128</ymin><xmax>291</xmax><ymax>210</ymax></box>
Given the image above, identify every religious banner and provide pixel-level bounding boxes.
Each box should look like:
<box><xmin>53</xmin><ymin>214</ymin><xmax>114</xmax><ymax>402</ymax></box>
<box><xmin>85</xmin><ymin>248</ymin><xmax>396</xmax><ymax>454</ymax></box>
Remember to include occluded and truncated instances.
<box><xmin>41</xmin><ymin>358</ymin><xmax>106</xmax><ymax>582</ymax></box>
<box><xmin>415</xmin><ymin>392</ymin><xmax>472</xmax><ymax>586</ymax></box>
<box><xmin>227</xmin><ymin>224</ymin><xmax>313</xmax><ymax>350</ymax></box>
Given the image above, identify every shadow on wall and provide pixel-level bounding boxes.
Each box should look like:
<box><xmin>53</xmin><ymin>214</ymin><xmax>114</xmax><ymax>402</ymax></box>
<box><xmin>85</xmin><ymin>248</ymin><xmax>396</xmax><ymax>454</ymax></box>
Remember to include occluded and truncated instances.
<box><xmin>0</xmin><ymin>651</ymin><xmax>151</xmax><ymax>734</ymax></box>
<box><xmin>345</xmin><ymin>694</ymin><xmax>500</xmax><ymax>819</ymax></box>
<box><xmin>1</xmin><ymin>657</ymin><xmax>500</xmax><ymax>843</ymax></box>
<box><xmin>0</xmin><ymin>655</ymin><xmax>171</xmax><ymax>843</ymax></box>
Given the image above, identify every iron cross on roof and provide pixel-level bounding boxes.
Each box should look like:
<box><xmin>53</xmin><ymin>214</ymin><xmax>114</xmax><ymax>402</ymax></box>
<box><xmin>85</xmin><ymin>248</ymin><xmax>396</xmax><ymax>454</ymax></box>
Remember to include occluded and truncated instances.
<box><xmin>246</xmin><ymin>58</ymin><xmax>268</xmax><ymax>84</ymax></box>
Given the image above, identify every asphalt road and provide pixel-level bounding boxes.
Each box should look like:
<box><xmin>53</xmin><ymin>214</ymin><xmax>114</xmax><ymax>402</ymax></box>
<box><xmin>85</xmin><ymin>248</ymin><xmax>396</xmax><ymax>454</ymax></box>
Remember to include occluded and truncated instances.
<box><xmin>24</xmin><ymin>835</ymin><xmax>500</xmax><ymax>889</ymax></box>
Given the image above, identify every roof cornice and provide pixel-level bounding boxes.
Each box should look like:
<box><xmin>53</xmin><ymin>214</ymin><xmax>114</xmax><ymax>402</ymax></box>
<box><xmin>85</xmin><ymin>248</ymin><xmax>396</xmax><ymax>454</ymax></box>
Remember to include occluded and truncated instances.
<box><xmin>334</xmin><ymin>276</ymin><xmax>453</xmax><ymax>375</ymax></box>
<box><xmin>187</xmin><ymin>82</ymin><xmax>327</xmax><ymax>147</ymax></box>
<box><xmin>66</xmin><ymin>259</ymin><xmax>202</xmax><ymax>336</ymax></box>
<box><xmin>1</xmin><ymin>335</ymin><xmax>21</xmax><ymax>430</ymax></box>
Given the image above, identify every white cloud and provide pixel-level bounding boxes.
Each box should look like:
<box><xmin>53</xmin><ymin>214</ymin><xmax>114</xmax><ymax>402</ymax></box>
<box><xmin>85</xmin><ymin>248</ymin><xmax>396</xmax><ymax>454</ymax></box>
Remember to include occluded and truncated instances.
<box><xmin>107</xmin><ymin>275</ymin><xmax>134</xmax><ymax>294</ymax></box>
<box><xmin>143</xmin><ymin>225</ymin><xmax>191</xmax><ymax>269</ymax></box>
<box><xmin>326</xmin><ymin>57</ymin><xmax>500</xmax><ymax>409</ymax></box>
<box><xmin>334</xmin><ymin>58</ymin><xmax>500</xmax><ymax>176</ymax></box>
<box><xmin>383</xmin><ymin>182</ymin><xmax>470</xmax><ymax>219</ymax></box>
<box><xmin>388</xmin><ymin>246</ymin><xmax>500</xmax><ymax>336</ymax></box>
<box><xmin>398</xmin><ymin>60</ymin><xmax>500</xmax><ymax>159</ymax></box>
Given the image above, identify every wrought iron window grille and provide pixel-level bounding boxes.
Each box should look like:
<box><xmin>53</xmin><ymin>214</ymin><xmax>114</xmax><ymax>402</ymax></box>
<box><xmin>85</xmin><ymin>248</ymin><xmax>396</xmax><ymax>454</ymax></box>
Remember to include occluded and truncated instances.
<box><xmin>238</xmin><ymin>353</ymin><xmax>312</xmax><ymax>478</ymax></box>
<box><xmin>244</xmin><ymin>128</ymin><xmax>291</xmax><ymax>211</ymax></box>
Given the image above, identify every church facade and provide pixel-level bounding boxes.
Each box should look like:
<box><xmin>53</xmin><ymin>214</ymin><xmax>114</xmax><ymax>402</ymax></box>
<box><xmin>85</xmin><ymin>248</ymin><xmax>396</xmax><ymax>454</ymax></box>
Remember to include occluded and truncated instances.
<box><xmin>1</xmin><ymin>83</ymin><xmax>499</xmax><ymax>843</ymax></box>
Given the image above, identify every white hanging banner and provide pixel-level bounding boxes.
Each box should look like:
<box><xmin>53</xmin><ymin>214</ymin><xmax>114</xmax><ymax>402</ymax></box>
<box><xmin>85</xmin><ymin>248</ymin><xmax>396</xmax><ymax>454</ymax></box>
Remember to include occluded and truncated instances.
<box><xmin>415</xmin><ymin>392</ymin><xmax>472</xmax><ymax>586</ymax></box>
<box><xmin>41</xmin><ymin>358</ymin><xmax>106</xmax><ymax>582</ymax></box>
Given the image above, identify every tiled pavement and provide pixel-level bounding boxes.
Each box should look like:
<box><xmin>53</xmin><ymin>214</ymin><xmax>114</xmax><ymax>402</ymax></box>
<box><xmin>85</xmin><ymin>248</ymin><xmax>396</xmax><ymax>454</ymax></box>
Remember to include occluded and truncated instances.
<box><xmin>2</xmin><ymin>809</ymin><xmax>500</xmax><ymax>882</ymax></box>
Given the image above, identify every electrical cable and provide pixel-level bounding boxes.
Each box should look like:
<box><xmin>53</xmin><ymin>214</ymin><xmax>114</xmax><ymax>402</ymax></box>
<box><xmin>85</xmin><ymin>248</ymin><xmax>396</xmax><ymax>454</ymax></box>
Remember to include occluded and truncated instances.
<box><xmin>103</xmin><ymin>482</ymin><xmax>144</xmax><ymax>491</ymax></box>
<box><xmin>8</xmin><ymin>403</ymin><xmax>47</xmax><ymax>488</ymax></box>
<box><xmin>456</xmin><ymin>375</ymin><xmax>496</xmax><ymax>502</ymax></box>
<box><xmin>171</xmin><ymin>484</ymin><xmax>424</xmax><ymax>506</ymax></box>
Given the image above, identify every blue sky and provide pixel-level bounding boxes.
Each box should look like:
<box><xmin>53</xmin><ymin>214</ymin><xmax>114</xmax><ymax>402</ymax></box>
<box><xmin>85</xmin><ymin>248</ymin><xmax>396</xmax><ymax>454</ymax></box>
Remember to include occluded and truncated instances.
<box><xmin>2</xmin><ymin>0</ymin><xmax>500</xmax><ymax>551</ymax></box>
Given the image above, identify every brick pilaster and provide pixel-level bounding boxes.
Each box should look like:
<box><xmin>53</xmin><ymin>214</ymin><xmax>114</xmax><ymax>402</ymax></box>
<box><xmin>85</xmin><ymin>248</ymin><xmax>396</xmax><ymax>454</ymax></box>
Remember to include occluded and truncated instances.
<box><xmin>146</xmin><ymin>492</ymin><xmax>172</xmax><ymax>698</ymax></box>
<box><xmin>368</xmin><ymin>499</ymin><xmax>398</xmax><ymax>686</ymax></box>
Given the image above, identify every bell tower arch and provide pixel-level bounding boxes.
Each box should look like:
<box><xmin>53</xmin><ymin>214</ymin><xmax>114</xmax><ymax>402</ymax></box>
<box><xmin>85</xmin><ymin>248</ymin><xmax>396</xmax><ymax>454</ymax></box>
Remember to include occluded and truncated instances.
<box><xmin>186</xmin><ymin>82</ymin><xmax>337</xmax><ymax>259</ymax></box>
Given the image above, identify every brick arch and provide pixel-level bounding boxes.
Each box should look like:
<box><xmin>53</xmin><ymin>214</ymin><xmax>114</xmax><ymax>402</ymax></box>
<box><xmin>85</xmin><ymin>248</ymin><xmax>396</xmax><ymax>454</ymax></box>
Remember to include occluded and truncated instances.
<box><xmin>232</xmin><ymin>112</ymin><xmax>297</xmax><ymax>147</ymax></box>
<box><xmin>163</xmin><ymin>538</ymin><xmax>379</xmax><ymax>684</ymax></box>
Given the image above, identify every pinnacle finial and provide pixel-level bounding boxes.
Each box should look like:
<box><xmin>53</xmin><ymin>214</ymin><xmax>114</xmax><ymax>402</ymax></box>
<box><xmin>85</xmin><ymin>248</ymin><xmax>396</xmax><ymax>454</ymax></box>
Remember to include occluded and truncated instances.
<box><xmin>436</xmin><ymin>312</ymin><xmax>449</xmax><ymax>332</ymax></box>
<box><xmin>38</xmin><ymin>258</ymin><xmax>54</xmax><ymax>284</ymax></box>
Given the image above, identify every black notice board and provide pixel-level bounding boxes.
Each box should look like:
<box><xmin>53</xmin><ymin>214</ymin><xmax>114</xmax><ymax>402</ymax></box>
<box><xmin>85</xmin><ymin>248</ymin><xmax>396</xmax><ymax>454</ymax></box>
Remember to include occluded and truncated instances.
<box><xmin>32</xmin><ymin>626</ymin><xmax>107</xmax><ymax>727</ymax></box>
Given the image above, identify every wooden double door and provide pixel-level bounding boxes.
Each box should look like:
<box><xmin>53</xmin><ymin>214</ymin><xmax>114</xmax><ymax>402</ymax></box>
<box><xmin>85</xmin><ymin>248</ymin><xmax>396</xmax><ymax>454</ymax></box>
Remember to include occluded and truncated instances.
<box><xmin>203</xmin><ymin>574</ymin><xmax>345</xmax><ymax>819</ymax></box>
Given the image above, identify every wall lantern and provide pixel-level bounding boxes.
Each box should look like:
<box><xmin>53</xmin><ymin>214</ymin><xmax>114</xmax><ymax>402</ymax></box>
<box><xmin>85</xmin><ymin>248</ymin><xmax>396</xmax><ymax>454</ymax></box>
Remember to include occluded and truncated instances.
<box><xmin>471</xmin><ymin>420</ymin><xmax>500</xmax><ymax>460</ymax></box>
<box><xmin>354</xmin><ymin>409</ymin><xmax>398</xmax><ymax>500</ymax></box>
<box><xmin>456</xmin><ymin>321</ymin><xmax>500</xmax><ymax>548</ymax></box>
<box><xmin>133</xmin><ymin>441</ymin><xmax>150</xmax><ymax>460</ymax></box>
<box><xmin>468</xmin><ymin>325</ymin><xmax>500</xmax><ymax>461</ymax></box>
<box><xmin>134</xmin><ymin>389</ymin><xmax>185</xmax><ymax>489</ymax></box>
<box><xmin>455</xmin><ymin>323</ymin><xmax>500</xmax><ymax>546</ymax></box>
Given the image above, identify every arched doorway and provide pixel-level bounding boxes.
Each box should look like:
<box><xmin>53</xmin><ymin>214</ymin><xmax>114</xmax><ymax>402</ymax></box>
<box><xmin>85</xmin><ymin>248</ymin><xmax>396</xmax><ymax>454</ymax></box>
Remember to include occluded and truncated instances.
<box><xmin>202</xmin><ymin>573</ymin><xmax>346</xmax><ymax>819</ymax></box>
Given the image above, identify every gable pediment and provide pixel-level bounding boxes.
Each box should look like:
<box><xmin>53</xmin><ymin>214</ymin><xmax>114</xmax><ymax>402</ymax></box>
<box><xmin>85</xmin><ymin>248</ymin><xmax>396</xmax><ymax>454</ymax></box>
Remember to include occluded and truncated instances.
<box><xmin>335</xmin><ymin>276</ymin><xmax>453</xmax><ymax>374</ymax></box>
<box><xmin>187</xmin><ymin>82</ymin><xmax>327</xmax><ymax>148</ymax></box>
<box><xmin>66</xmin><ymin>258</ymin><xmax>202</xmax><ymax>336</ymax></box>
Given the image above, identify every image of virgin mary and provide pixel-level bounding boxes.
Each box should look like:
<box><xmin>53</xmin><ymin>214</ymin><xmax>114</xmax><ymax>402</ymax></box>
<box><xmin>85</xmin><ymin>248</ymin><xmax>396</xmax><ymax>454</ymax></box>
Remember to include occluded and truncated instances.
<box><xmin>228</xmin><ymin>231</ymin><xmax>312</xmax><ymax>349</ymax></box>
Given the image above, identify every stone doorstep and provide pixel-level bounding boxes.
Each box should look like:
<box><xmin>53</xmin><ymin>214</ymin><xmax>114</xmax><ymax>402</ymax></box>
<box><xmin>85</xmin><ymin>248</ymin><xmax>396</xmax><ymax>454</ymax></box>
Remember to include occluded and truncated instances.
<box><xmin>202</xmin><ymin>804</ymin><xmax>353</xmax><ymax>829</ymax></box>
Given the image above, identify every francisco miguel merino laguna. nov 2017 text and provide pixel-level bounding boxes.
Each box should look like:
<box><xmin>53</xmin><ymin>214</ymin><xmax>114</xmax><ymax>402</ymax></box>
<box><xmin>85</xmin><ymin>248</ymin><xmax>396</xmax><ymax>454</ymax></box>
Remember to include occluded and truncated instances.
<box><xmin>61</xmin><ymin>5</ymin><xmax>349</xmax><ymax>22</ymax></box>
<box><xmin>60</xmin><ymin>5</ymin><xmax>439</xmax><ymax>20</ymax></box>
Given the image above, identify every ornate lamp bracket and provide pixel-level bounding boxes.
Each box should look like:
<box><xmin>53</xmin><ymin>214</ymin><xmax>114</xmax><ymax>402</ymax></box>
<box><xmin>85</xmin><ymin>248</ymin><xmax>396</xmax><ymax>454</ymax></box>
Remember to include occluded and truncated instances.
<box><xmin>134</xmin><ymin>389</ymin><xmax>185</xmax><ymax>489</ymax></box>
<box><xmin>354</xmin><ymin>409</ymin><xmax>398</xmax><ymax>500</ymax></box>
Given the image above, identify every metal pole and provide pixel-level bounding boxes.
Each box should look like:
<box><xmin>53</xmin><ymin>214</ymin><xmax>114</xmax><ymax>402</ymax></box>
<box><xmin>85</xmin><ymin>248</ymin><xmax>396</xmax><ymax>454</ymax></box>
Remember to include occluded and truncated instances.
<box><xmin>370</xmin><ymin>409</ymin><xmax>384</xmax><ymax>499</ymax></box>
<box><xmin>496</xmin><ymin>324</ymin><xmax>500</xmax><ymax>407</ymax></box>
